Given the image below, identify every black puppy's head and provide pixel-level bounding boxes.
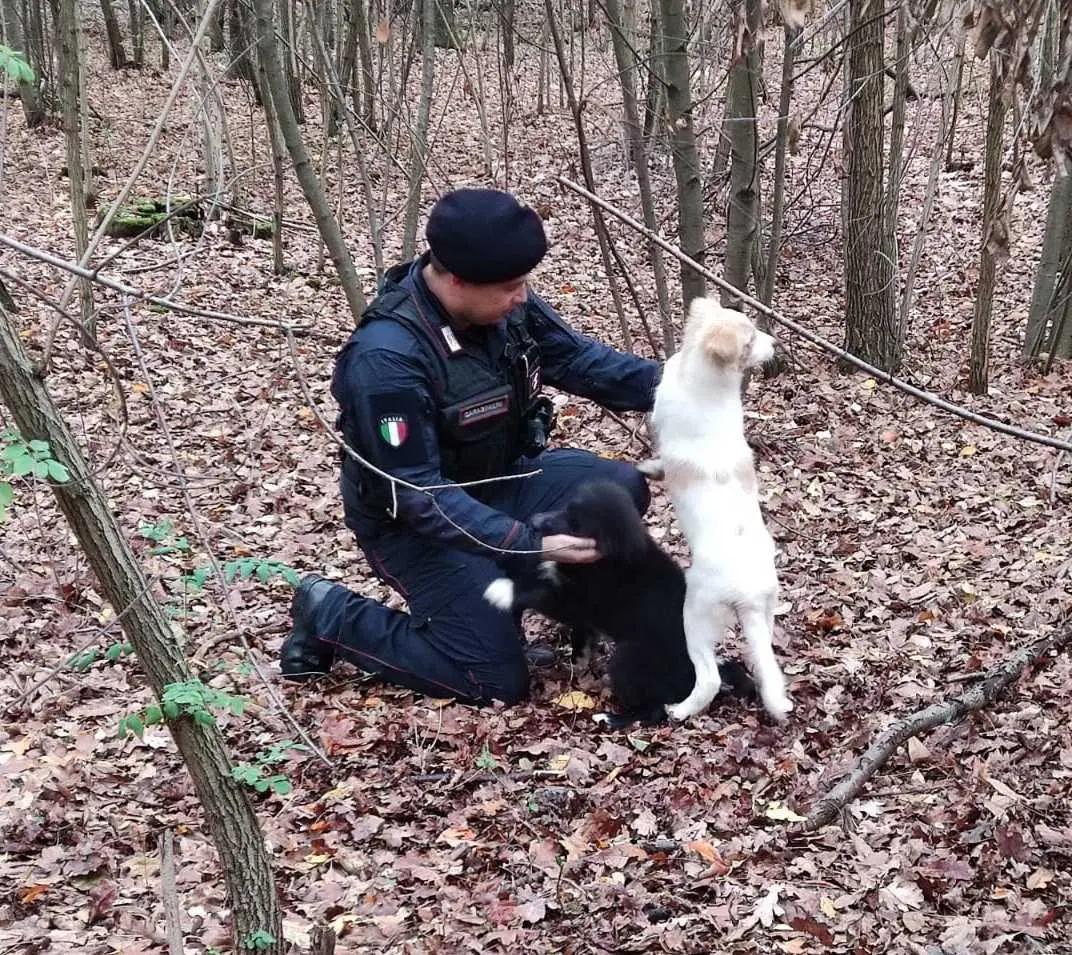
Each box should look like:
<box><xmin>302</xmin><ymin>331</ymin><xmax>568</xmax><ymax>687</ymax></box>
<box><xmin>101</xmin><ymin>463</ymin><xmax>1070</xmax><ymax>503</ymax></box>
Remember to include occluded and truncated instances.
<box><xmin>532</xmin><ymin>481</ymin><xmax>651</xmax><ymax>565</ymax></box>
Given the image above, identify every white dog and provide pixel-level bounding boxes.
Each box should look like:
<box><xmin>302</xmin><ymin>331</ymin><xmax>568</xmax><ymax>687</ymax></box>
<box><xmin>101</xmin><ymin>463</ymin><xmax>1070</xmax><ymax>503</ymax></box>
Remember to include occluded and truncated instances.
<box><xmin>641</xmin><ymin>297</ymin><xmax>793</xmax><ymax>722</ymax></box>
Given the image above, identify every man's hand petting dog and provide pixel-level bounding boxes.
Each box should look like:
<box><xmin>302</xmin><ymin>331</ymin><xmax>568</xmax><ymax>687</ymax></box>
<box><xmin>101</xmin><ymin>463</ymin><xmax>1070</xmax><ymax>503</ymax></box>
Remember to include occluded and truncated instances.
<box><xmin>541</xmin><ymin>534</ymin><xmax>601</xmax><ymax>563</ymax></box>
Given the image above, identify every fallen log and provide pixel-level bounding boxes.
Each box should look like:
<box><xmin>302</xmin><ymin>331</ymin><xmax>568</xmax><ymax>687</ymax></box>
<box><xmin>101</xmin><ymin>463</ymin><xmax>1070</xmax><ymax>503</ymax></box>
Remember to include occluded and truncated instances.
<box><xmin>805</xmin><ymin>623</ymin><xmax>1072</xmax><ymax>830</ymax></box>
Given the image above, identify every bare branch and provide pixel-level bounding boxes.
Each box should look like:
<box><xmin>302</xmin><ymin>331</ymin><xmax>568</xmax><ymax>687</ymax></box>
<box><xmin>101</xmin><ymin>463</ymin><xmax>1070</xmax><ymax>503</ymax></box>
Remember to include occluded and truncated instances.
<box><xmin>805</xmin><ymin>623</ymin><xmax>1072</xmax><ymax>830</ymax></box>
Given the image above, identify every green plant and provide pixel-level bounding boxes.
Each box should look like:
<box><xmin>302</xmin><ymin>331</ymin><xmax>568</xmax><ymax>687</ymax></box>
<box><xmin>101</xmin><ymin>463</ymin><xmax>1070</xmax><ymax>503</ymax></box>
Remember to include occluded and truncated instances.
<box><xmin>243</xmin><ymin>931</ymin><xmax>276</xmax><ymax>950</ymax></box>
<box><xmin>137</xmin><ymin>518</ymin><xmax>192</xmax><ymax>556</ymax></box>
<box><xmin>0</xmin><ymin>45</ymin><xmax>34</xmax><ymax>84</ymax></box>
<box><xmin>0</xmin><ymin>430</ymin><xmax>70</xmax><ymax>521</ymax></box>
<box><xmin>476</xmin><ymin>744</ymin><xmax>500</xmax><ymax>772</ymax></box>
<box><xmin>231</xmin><ymin>739</ymin><xmax>307</xmax><ymax>796</ymax></box>
<box><xmin>118</xmin><ymin>679</ymin><xmax>246</xmax><ymax>738</ymax></box>
<box><xmin>182</xmin><ymin>557</ymin><xmax>300</xmax><ymax>592</ymax></box>
<box><xmin>68</xmin><ymin>640</ymin><xmax>135</xmax><ymax>672</ymax></box>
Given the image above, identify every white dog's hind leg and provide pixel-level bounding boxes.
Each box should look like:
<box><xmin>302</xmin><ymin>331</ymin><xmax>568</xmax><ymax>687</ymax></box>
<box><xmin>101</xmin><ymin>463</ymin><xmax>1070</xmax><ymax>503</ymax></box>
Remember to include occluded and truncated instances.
<box><xmin>740</xmin><ymin>599</ymin><xmax>792</xmax><ymax>720</ymax></box>
<box><xmin>666</xmin><ymin>588</ymin><xmax>725</xmax><ymax>720</ymax></box>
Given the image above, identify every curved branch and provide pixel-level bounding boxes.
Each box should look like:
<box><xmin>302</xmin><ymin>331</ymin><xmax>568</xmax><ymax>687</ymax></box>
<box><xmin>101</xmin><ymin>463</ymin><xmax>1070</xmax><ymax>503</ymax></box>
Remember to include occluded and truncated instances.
<box><xmin>805</xmin><ymin>623</ymin><xmax>1072</xmax><ymax>830</ymax></box>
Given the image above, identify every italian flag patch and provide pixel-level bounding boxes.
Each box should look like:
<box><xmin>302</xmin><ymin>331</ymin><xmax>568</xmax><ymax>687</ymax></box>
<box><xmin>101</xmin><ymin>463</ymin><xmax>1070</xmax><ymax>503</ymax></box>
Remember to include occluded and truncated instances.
<box><xmin>378</xmin><ymin>415</ymin><xmax>409</xmax><ymax>447</ymax></box>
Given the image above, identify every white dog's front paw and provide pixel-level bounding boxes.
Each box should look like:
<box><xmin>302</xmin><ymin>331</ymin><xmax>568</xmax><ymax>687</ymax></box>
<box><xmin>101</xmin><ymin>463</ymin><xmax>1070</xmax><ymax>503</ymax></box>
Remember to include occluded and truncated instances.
<box><xmin>763</xmin><ymin>693</ymin><xmax>794</xmax><ymax>722</ymax></box>
<box><xmin>636</xmin><ymin>458</ymin><xmax>665</xmax><ymax>481</ymax></box>
<box><xmin>483</xmin><ymin>578</ymin><xmax>515</xmax><ymax>611</ymax></box>
<box><xmin>666</xmin><ymin>699</ymin><xmax>701</xmax><ymax>721</ymax></box>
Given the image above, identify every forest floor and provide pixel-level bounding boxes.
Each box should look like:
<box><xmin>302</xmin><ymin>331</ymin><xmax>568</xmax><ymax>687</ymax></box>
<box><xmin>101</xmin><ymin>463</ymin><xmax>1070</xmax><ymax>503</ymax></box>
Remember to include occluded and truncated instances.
<box><xmin>1</xmin><ymin>15</ymin><xmax>1072</xmax><ymax>955</ymax></box>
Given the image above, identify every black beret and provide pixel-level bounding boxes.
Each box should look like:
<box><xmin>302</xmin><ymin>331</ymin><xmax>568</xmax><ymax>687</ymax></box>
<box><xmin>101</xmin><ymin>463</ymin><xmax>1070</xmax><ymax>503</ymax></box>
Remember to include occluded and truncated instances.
<box><xmin>426</xmin><ymin>188</ymin><xmax>547</xmax><ymax>284</ymax></box>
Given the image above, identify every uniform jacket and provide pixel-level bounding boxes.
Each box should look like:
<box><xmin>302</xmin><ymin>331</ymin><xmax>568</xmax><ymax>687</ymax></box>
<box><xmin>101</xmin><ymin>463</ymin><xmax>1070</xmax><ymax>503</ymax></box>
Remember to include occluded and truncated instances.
<box><xmin>332</xmin><ymin>255</ymin><xmax>660</xmax><ymax>560</ymax></box>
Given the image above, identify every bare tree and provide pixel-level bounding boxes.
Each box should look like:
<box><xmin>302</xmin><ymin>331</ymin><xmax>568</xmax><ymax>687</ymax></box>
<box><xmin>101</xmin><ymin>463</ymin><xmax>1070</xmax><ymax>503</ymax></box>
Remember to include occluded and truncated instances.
<box><xmin>657</xmin><ymin>0</ymin><xmax>706</xmax><ymax>308</ymax></box>
<box><xmin>0</xmin><ymin>300</ymin><xmax>285</xmax><ymax>955</ymax></box>
<box><xmin>401</xmin><ymin>0</ymin><xmax>436</xmax><ymax>260</ymax></box>
<box><xmin>253</xmin><ymin>0</ymin><xmax>368</xmax><ymax>321</ymax></box>
<box><xmin>722</xmin><ymin>0</ymin><xmax>762</xmax><ymax>308</ymax></box>
<box><xmin>842</xmin><ymin>0</ymin><xmax>899</xmax><ymax>371</ymax></box>
<box><xmin>99</xmin><ymin>0</ymin><xmax>127</xmax><ymax>67</ymax></box>
<box><xmin>56</xmin><ymin>0</ymin><xmax>92</xmax><ymax>337</ymax></box>
<box><xmin>969</xmin><ymin>51</ymin><xmax>1007</xmax><ymax>394</ymax></box>
<box><xmin>605</xmin><ymin>0</ymin><xmax>674</xmax><ymax>353</ymax></box>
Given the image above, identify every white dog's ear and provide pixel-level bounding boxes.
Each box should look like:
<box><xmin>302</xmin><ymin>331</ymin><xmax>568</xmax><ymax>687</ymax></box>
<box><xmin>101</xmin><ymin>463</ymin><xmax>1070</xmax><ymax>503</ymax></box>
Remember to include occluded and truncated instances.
<box><xmin>702</xmin><ymin>321</ymin><xmax>742</xmax><ymax>365</ymax></box>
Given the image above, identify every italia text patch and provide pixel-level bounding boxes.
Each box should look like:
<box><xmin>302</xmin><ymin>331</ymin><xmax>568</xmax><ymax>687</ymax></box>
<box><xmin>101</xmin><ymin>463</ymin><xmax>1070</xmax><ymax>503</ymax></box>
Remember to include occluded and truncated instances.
<box><xmin>368</xmin><ymin>391</ymin><xmax>428</xmax><ymax>466</ymax></box>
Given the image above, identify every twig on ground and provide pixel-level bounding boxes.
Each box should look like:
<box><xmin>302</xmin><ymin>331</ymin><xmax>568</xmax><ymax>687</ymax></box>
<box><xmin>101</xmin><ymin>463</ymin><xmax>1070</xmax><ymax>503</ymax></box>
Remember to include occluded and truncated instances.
<box><xmin>160</xmin><ymin>829</ymin><xmax>184</xmax><ymax>955</ymax></box>
<box><xmin>805</xmin><ymin>623</ymin><xmax>1072</xmax><ymax>830</ymax></box>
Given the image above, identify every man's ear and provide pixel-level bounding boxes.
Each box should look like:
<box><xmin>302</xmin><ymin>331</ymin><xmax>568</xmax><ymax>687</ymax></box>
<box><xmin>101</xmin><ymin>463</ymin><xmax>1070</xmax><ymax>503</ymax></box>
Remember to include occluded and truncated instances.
<box><xmin>703</xmin><ymin>322</ymin><xmax>742</xmax><ymax>364</ymax></box>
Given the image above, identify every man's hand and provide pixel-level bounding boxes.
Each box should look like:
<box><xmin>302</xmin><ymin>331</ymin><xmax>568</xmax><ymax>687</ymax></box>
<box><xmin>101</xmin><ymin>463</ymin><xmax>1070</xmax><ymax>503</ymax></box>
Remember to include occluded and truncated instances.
<box><xmin>541</xmin><ymin>534</ymin><xmax>601</xmax><ymax>564</ymax></box>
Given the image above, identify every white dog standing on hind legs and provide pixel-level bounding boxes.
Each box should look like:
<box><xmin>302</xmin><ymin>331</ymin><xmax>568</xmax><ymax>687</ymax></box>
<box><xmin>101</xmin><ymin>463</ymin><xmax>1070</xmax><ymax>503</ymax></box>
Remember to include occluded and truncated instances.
<box><xmin>641</xmin><ymin>296</ymin><xmax>793</xmax><ymax>722</ymax></box>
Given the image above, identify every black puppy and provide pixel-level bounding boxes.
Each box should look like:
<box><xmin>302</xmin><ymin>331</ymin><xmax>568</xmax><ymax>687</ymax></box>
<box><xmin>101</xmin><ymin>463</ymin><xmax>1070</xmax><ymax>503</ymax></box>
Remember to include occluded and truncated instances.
<box><xmin>484</xmin><ymin>480</ymin><xmax>754</xmax><ymax>725</ymax></box>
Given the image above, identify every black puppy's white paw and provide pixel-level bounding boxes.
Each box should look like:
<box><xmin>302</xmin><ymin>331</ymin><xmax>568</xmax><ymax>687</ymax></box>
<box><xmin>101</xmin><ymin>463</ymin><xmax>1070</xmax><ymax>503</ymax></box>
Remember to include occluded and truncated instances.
<box><xmin>483</xmin><ymin>578</ymin><xmax>515</xmax><ymax>611</ymax></box>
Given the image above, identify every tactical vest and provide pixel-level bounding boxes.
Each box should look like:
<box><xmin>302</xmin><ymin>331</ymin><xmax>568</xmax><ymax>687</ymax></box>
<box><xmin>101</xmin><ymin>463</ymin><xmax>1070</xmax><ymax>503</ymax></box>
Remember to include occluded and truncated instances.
<box><xmin>343</xmin><ymin>269</ymin><xmax>543</xmax><ymax>500</ymax></box>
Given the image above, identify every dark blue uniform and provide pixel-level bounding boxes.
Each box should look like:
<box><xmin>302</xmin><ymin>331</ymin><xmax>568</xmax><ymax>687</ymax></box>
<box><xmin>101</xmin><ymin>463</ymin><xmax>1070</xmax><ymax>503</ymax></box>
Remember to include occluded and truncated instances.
<box><xmin>311</xmin><ymin>254</ymin><xmax>660</xmax><ymax>703</ymax></box>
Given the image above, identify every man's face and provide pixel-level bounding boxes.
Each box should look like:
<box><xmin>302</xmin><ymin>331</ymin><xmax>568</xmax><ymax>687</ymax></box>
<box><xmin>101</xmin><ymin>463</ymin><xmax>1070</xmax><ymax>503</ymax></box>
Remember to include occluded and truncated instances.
<box><xmin>454</xmin><ymin>274</ymin><xmax>529</xmax><ymax>326</ymax></box>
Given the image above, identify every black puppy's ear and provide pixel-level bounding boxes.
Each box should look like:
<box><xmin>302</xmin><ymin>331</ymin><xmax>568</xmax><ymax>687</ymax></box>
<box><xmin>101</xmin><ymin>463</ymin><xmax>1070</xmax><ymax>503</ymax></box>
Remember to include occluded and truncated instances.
<box><xmin>531</xmin><ymin>508</ymin><xmax>570</xmax><ymax>536</ymax></box>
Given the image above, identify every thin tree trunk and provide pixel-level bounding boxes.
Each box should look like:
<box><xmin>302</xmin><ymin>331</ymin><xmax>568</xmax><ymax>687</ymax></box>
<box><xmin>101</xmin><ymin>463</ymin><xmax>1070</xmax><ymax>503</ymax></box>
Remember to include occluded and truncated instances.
<box><xmin>434</xmin><ymin>0</ymin><xmax>457</xmax><ymax>49</ymax></box>
<box><xmin>18</xmin><ymin>0</ymin><xmax>47</xmax><ymax>127</ymax></box>
<box><xmin>843</xmin><ymin>0</ymin><xmax>899</xmax><ymax>371</ymax></box>
<box><xmin>501</xmin><ymin>0</ymin><xmax>515</xmax><ymax>72</ymax></box>
<box><xmin>545</xmin><ymin>0</ymin><xmax>634</xmax><ymax>350</ymax></box>
<box><xmin>56</xmin><ymin>0</ymin><xmax>93</xmax><ymax>339</ymax></box>
<box><xmin>945</xmin><ymin>26</ymin><xmax>966</xmax><ymax>169</ymax></box>
<box><xmin>970</xmin><ymin>52</ymin><xmax>1007</xmax><ymax>395</ymax></box>
<box><xmin>760</xmin><ymin>23</ymin><xmax>799</xmax><ymax>308</ymax></box>
<box><xmin>642</xmin><ymin>10</ymin><xmax>661</xmax><ymax>145</ymax></box>
<box><xmin>257</xmin><ymin>53</ymin><xmax>287</xmax><ymax>274</ymax></box>
<box><xmin>0</xmin><ymin>301</ymin><xmax>284</xmax><ymax>955</ymax></box>
<box><xmin>605</xmin><ymin>0</ymin><xmax>673</xmax><ymax>354</ymax></box>
<box><xmin>253</xmin><ymin>0</ymin><xmax>367</xmax><ymax>321</ymax></box>
<box><xmin>353</xmin><ymin>0</ymin><xmax>375</xmax><ymax>130</ymax></box>
<box><xmin>280</xmin><ymin>0</ymin><xmax>304</xmax><ymax>123</ymax></box>
<box><xmin>722</xmin><ymin>0</ymin><xmax>762</xmax><ymax>309</ymax></box>
<box><xmin>657</xmin><ymin>0</ymin><xmax>706</xmax><ymax>308</ymax></box>
<box><xmin>127</xmin><ymin>0</ymin><xmax>143</xmax><ymax>67</ymax></box>
<box><xmin>885</xmin><ymin>3</ymin><xmax>909</xmax><ymax>251</ymax></box>
<box><xmin>99</xmin><ymin>0</ymin><xmax>127</xmax><ymax>68</ymax></box>
<box><xmin>1024</xmin><ymin>172</ymin><xmax>1072</xmax><ymax>359</ymax></box>
<box><xmin>401</xmin><ymin>0</ymin><xmax>436</xmax><ymax>260</ymax></box>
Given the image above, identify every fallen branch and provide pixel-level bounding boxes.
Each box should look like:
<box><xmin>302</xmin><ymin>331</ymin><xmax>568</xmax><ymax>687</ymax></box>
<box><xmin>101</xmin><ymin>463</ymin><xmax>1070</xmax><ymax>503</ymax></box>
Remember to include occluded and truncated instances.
<box><xmin>160</xmin><ymin>829</ymin><xmax>183</xmax><ymax>955</ymax></box>
<box><xmin>805</xmin><ymin>624</ymin><xmax>1072</xmax><ymax>830</ymax></box>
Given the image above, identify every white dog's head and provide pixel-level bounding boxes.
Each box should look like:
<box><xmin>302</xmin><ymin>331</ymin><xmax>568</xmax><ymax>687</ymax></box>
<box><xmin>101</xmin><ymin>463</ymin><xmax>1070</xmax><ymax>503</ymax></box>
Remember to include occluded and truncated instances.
<box><xmin>680</xmin><ymin>297</ymin><xmax>775</xmax><ymax>372</ymax></box>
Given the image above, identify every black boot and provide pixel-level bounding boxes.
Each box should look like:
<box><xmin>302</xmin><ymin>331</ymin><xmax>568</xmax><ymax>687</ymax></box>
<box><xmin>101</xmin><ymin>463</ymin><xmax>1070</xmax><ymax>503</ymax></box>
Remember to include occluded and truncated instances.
<box><xmin>280</xmin><ymin>574</ymin><xmax>337</xmax><ymax>681</ymax></box>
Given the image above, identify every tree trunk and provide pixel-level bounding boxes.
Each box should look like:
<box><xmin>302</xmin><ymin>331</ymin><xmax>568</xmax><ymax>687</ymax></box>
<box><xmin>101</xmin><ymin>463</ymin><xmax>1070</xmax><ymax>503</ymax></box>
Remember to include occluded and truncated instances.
<box><xmin>227</xmin><ymin>0</ymin><xmax>258</xmax><ymax>94</ymax></box>
<box><xmin>252</xmin><ymin>0</ymin><xmax>367</xmax><ymax>321</ymax></box>
<box><xmin>969</xmin><ymin>52</ymin><xmax>1007</xmax><ymax>395</ymax></box>
<box><xmin>605</xmin><ymin>0</ymin><xmax>674</xmax><ymax>354</ymax></box>
<box><xmin>944</xmin><ymin>25</ymin><xmax>966</xmax><ymax>169</ymax></box>
<box><xmin>501</xmin><ymin>0</ymin><xmax>515</xmax><ymax>72</ymax></box>
<box><xmin>401</xmin><ymin>0</ymin><xmax>435</xmax><ymax>260</ymax></box>
<box><xmin>99</xmin><ymin>0</ymin><xmax>127</xmax><ymax>67</ymax></box>
<box><xmin>657</xmin><ymin>0</ymin><xmax>706</xmax><ymax>308</ymax></box>
<box><xmin>56</xmin><ymin>0</ymin><xmax>93</xmax><ymax>338</ymax></box>
<box><xmin>280</xmin><ymin>0</ymin><xmax>304</xmax><ymax>123</ymax></box>
<box><xmin>17</xmin><ymin>0</ymin><xmax>48</xmax><ymax>127</ymax></box>
<box><xmin>433</xmin><ymin>0</ymin><xmax>457</xmax><ymax>49</ymax></box>
<box><xmin>722</xmin><ymin>0</ymin><xmax>762</xmax><ymax>309</ymax></box>
<box><xmin>760</xmin><ymin>23</ymin><xmax>799</xmax><ymax>308</ymax></box>
<box><xmin>842</xmin><ymin>0</ymin><xmax>899</xmax><ymax>371</ymax></box>
<box><xmin>1024</xmin><ymin>171</ymin><xmax>1072</xmax><ymax>359</ymax></box>
<box><xmin>352</xmin><ymin>0</ymin><xmax>375</xmax><ymax>130</ymax></box>
<box><xmin>0</xmin><ymin>301</ymin><xmax>284</xmax><ymax>955</ymax></box>
<box><xmin>127</xmin><ymin>0</ymin><xmax>144</xmax><ymax>67</ymax></box>
<box><xmin>546</xmin><ymin>0</ymin><xmax>635</xmax><ymax>351</ymax></box>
